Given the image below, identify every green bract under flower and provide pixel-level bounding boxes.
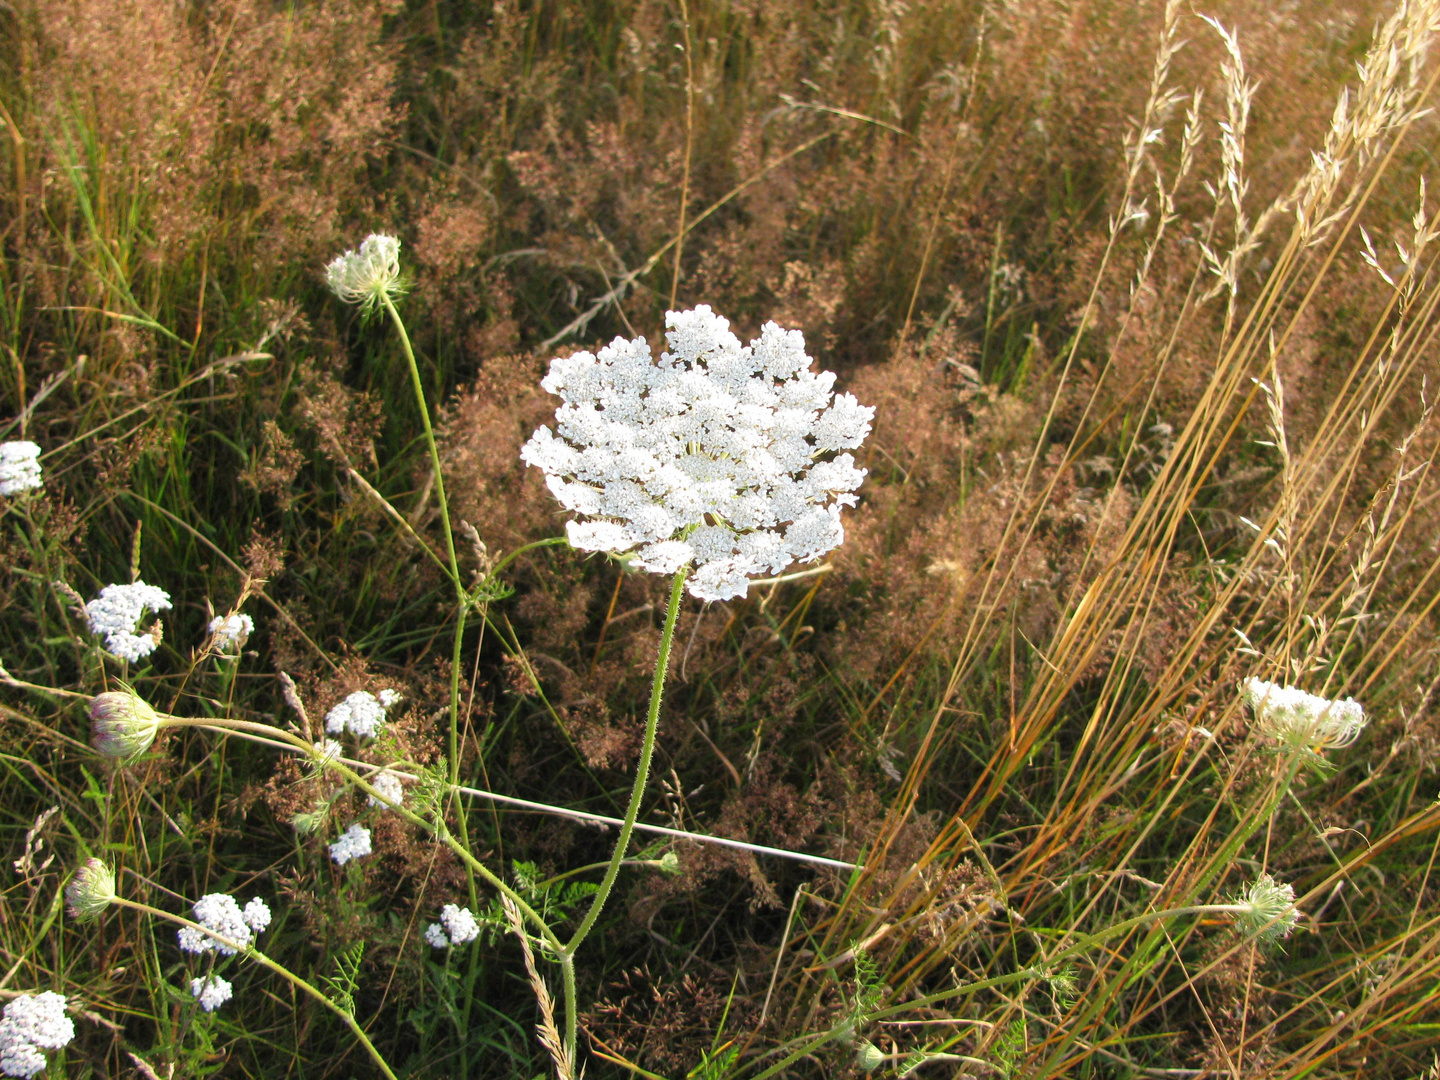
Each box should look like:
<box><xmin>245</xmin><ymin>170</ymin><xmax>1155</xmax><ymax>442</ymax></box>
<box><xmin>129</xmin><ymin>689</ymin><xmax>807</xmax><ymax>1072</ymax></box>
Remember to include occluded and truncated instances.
<box><xmin>1234</xmin><ymin>872</ymin><xmax>1300</xmax><ymax>944</ymax></box>
<box><xmin>64</xmin><ymin>858</ymin><xmax>116</xmax><ymax>922</ymax></box>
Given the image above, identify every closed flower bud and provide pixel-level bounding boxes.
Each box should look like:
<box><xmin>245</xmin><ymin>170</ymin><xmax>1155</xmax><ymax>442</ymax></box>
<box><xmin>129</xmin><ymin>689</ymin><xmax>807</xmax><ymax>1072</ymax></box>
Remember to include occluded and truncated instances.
<box><xmin>855</xmin><ymin>1040</ymin><xmax>885</xmax><ymax>1072</ymax></box>
<box><xmin>89</xmin><ymin>691</ymin><xmax>161</xmax><ymax>760</ymax></box>
<box><xmin>65</xmin><ymin>858</ymin><xmax>116</xmax><ymax>922</ymax></box>
<box><xmin>1234</xmin><ymin>872</ymin><xmax>1300</xmax><ymax>944</ymax></box>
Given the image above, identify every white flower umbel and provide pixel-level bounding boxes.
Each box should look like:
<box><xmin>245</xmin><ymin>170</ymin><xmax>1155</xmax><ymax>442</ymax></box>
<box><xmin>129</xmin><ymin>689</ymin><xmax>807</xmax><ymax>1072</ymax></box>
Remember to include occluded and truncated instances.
<box><xmin>521</xmin><ymin>306</ymin><xmax>874</xmax><ymax>602</ymax></box>
<box><xmin>177</xmin><ymin>893</ymin><xmax>265</xmax><ymax>956</ymax></box>
<box><xmin>208</xmin><ymin>613</ymin><xmax>253</xmax><ymax>652</ymax></box>
<box><xmin>329</xmin><ymin>823</ymin><xmax>372</xmax><ymax>866</ymax></box>
<box><xmin>426</xmin><ymin>903</ymin><xmax>480</xmax><ymax>949</ymax></box>
<box><xmin>1233</xmin><ymin>872</ymin><xmax>1301</xmax><ymax>944</ymax></box>
<box><xmin>1241</xmin><ymin>677</ymin><xmax>1367</xmax><ymax>753</ymax></box>
<box><xmin>85</xmin><ymin>581</ymin><xmax>172</xmax><ymax>663</ymax></box>
<box><xmin>312</xmin><ymin>739</ymin><xmax>343</xmax><ymax>767</ymax></box>
<box><xmin>366</xmin><ymin>770</ymin><xmax>405</xmax><ymax>809</ymax></box>
<box><xmin>242</xmin><ymin>897</ymin><xmax>272</xmax><ymax>933</ymax></box>
<box><xmin>324</xmin><ymin>690</ymin><xmax>399</xmax><ymax>739</ymax></box>
<box><xmin>0</xmin><ymin>992</ymin><xmax>74</xmax><ymax>1078</ymax></box>
<box><xmin>325</xmin><ymin>233</ymin><xmax>405</xmax><ymax>313</ymax></box>
<box><xmin>0</xmin><ymin>442</ymin><xmax>42</xmax><ymax>497</ymax></box>
<box><xmin>190</xmin><ymin>975</ymin><xmax>234</xmax><ymax>1013</ymax></box>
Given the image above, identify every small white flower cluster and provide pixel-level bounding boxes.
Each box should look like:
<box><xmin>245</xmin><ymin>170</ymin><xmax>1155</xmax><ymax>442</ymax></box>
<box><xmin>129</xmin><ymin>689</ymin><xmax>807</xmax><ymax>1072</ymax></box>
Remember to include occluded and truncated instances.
<box><xmin>0</xmin><ymin>442</ymin><xmax>43</xmax><ymax>498</ymax></box>
<box><xmin>85</xmin><ymin>581</ymin><xmax>173</xmax><ymax>663</ymax></box>
<box><xmin>0</xmin><ymin>993</ymin><xmax>73</xmax><ymax>1079</ymax></box>
<box><xmin>190</xmin><ymin>975</ymin><xmax>234</xmax><ymax>1013</ymax></box>
<box><xmin>312</xmin><ymin>739</ymin><xmax>344</xmax><ymax>766</ymax></box>
<box><xmin>329</xmin><ymin>823</ymin><xmax>372</xmax><ymax>866</ymax></box>
<box><xmin>366</xmin><ymin>770</ymin><xmax>405</xmax><ymax>809</ymax></box>
<box><xmin>425</xmin><ymin>904</ymin><xmax>480</xmax><ymax>949</ymax></box>
<box><xmin>324</xmin><ymin>689</ymin><xmax>401</xmax><ymax>739</ymax></box>
<box><xmin>325</xmin><ymin>234</ymin><xmax>404</xmax><ymax>312</ymax></box>
<box><xmin>208</xmin><ymin>613</ymin><xmax>253</xmax><ymax>652</ymax></box>
<box><xmin>177</xmin><ymin>894</ymin><xmax>271</xmax><ymax>956</ymax></box>
<box><xmin>1241</xmin><ymin>677</ymin><xmax>1367</xmax><ymax>751</ymax></box>
<box><xmin>521</xmin><ymin>306</ymin><xmax>874</xmax><ymax>602</ymax></box>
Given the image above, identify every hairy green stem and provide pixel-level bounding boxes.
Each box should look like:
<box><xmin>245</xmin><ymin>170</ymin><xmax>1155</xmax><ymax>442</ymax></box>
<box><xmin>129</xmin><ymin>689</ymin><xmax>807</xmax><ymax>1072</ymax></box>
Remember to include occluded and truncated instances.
<box><xmin>380</xmin><ymin>293</ymin><xmax>482</xmax><ymax>1060</ymax></box>
<box><xmin>112</xmin><ymin>897</ymin><xmax>399</xmax><ymax>1080</ymax></box>
<box><xmin>560</xmin><ymin>567</ymin><xmax>688</xmax><ymax>1057</ymax></box>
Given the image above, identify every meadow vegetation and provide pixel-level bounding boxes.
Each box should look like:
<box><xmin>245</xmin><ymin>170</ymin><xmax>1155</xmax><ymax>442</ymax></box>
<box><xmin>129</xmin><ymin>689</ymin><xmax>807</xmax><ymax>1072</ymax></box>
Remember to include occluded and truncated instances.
<box><xmin>2</xmin><ymin>0</ymin><xmax>1440</xmax><ymax>1076</ymax></box>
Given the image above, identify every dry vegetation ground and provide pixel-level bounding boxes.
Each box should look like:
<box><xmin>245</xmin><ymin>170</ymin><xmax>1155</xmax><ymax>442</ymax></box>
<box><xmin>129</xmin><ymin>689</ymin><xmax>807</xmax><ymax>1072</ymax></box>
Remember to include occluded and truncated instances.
<box><xmin>3</xmin><ymin>0</ymin><xmax>1440</xmax><ymax>1076</ymax></box>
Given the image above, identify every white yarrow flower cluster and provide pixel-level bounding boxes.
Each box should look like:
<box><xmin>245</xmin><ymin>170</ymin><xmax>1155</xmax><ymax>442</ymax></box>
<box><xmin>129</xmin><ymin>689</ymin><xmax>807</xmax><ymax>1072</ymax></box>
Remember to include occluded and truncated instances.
<box><xmin>521</xmin><ymin>306</ymin><xmax>874</xmax><ymax>602</ymax></box>
<box><xmin>0</xmin><ymin>442</ymin><xmax>43</xmax><ymax>497</ymax></box>
<box><xmin>190</xmin><ymin>975</ymin><xmax>234</xmax><ymax>1013</ymax></box>
<box><xmin>85</xmin><ymin>581</ymin><xmax>173</xmax><ymax>662</ymax></box>
<box><xmin>425</xmin><ymin>903</ymin><xmax>480</xmax><ymax>949</ymax></box>
<box><xmin>1241</xmin><ymin>677</ymin><xmax>1367</xmax><ymax>752</ymax></box>
<box><xmin>208</xmin><ymin>613</ymin><xmax>254</xmax><ymax>651</ymax></box>
<box><xmin>177</xmin><ymin>893</ymin><xmax>271</xmax><ymax>955</ymax></box>
<box><xmin>329</xmin><ymin>823</ymin><xmax>372</xmax><ymax>866</ymax></box>
<box><xmin>324</xmin><ymin>689</ymin><xmax>401</xmax><ymax>739</ymax></box>
<box><xmin>325</xmin><ymin>233</ymin><xmax>404</xmax><ymax>312</ymax></box>
<box><xmin>312</xmin><ymin>739</ymin><xmax>344</xmax><ymax>766</ymax></box>
<box><xmin>367</xmin><ymin>770</ymin><xmax>405</xmax><ymax>809</ymax></box>
<box><xmin>0</xmin><ymin>993</ymin><xmax>73</xmax><ymax>1079</ymax></box>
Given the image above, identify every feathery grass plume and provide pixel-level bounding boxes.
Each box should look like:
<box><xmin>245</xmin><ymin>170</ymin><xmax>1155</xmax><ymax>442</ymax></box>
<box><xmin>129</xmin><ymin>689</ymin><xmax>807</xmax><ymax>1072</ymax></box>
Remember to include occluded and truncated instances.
<box><xmin>189</xmin><ymin>975</ymin><xmax>233</xmax><ymax>1012</ymax></box>
<box><xmin>89</xmin><ymin>689</ymin><xmax>161</xmax><ymax>760</ymax></box>
<box><xmin>84</xmin><ymin>582</ymin><xmax>172</xmax><ymax>663</ymax></box>
<box><xmin>0</xmin><ymin>442</ymin><xmax>43</xmax><ymax>497</ymax></box>
<box><xmin>500</xmin><ymin>895</ymin><xmax>574</xmax><ymax>1080</ymax></box>
<box><xmin>65</xmin><ymin>858</ymin><xmax>116</xmax><ymax>922</ymax></box>
<box><xmin>328</xmin><ymin>822</ymin><xmax>372</xmax><ymax>866</ymax></box>
<box><xmin>1233</xmin><ymin>872</ymin><xmax>1301</xmax><ymax>944</ymax></box>
<box><xmin>325</xmin><ymin>233</ymin><xmax>405</xmax><ymax>313</ymax></box>
<box><xmin>522</xmin><ymin>305</ymin><xmax>874</xmax><ymax>601</ymax></box>
<box><xmin>1241</xmin><ymin>677</ymin><xmax>1367</xmax><ymax>753</ymax></box>
<box><xmin>0</xmin><ymin>992</ymin><xmax>74</xmax><ymax>1079</ymax></box>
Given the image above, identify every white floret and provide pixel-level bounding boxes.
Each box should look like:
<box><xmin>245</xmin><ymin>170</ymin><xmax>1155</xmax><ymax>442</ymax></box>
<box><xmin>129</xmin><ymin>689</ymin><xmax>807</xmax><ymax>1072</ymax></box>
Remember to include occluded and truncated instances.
<box><xmin>208</xmin><ymin>613</ymin><xmax>253</xmax><ymax>651</ymax></box>
<box><xmin>0</xmin><ymin>442</ymin><xmax>43</xmax><ymax>497</ymax></box>
<box><xmin>190</xmin><ymin>975</ymin><xmax>234</xmax><ymax>1012</ymax></box>
<box><xmin>179</xmin><ymin>894</ymin><xmax>252</xmax><ymax>955</ymax></box>
<box><xmin>85</xmin><ymin>581</ymin><xmax>173</xmax><ymax>662</ymax></box>
<box><xmin>439</xmin><ymin>903</ymin><xmax>480</xmax><ymax>946</ymax></box>
<box><xmin>1241</xmin><ymin>677</ymin><xmax>1367</xmax><ymax>751</ymax></box>
<box><xmin>329</xmin><ymin>823</ymin><xmax>372</xmax><ymax>866</ymax></box>
<box><xmin>522</xmin><ymin>306</ymin><xmax>874</xmax><ymax>602</ymax></box>
<box><xmin>366</xmin><ymin>771</ymin><xmax>405</xmax><ymax>809</ymax></box>
<box><xmin>1</xmin><ymin>994</ymin><xmax>73</xmax><ymax>1051</ymax></box>
<box><xmin>242</xmin><ymin>897</ymin><xmax>272</xmax><ymax>933</ymax></box>
<box><xmin>312</xmin><ymin>739</ymin><xmax>343</xmax><ymax>766</ymax></box>
<box><xmin>424</xmin><ymin>922</ymin><xmax>450</xmax><ymax>949</ymax></box>
<box><xmin>323</xmin><ymin>690</ymin><xmax>396</xmax><ymax>739</ymax></box>
<box><xmin>0</xmin><ymin>1035</ymin><xmax>45</xmax><ymax>1079</ymax></box>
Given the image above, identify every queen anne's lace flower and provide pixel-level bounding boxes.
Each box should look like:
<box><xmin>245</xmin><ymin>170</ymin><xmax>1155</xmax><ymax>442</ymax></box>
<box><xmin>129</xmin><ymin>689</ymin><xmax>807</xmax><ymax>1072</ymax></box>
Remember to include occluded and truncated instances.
<box><xmin>85</xmin><ymin>581</ymin><xmax>172</xmax><ymax>662</ymax></box>
<box><xmin>242</xmin><ymin>897</ymin><xmax>272</xmax><ymax>933</ymax></box>
<box><xmin>177</xmin><ymin>893</ymin><xmax>267</xmax><ymax>955</ymax></box>
<box><xmin>1234</xmin><ymin>872</ymin><xmax>1300</xmax><ymax>943</ymax></box>
<box><xmin>190</xmin><ymin>975</ymin><xmax>234</xmax><ymax>1012</ymax></box>
<box><xmin>366</xmin><ymin>770</ymin><xmax>405</xmax><ymax>809</ymax></box>
<box><xmin>522</xmin><ymin>306</ymin><xmax>874</xmax><ymax>602</ymax></box>
<box><xmin>0</xmin><ymin>992</ymin><xmax>74</xmax><ymax>1077</ymax></box>
<box><xmin>325</xmin><ymin>234</ymin><xmax>404</xmax><ymax>312</ymax></box>
<box><xmin>329</xmin><ymin>823</ymin><xmax>372</xmax><ymax>866</ymax></box>
<box><xmin>324</xmin><ymin>690</ymin><xmax>399</xmax><ymax>739</ymax></box>
<box><xmin>1241</xmin><ymin>677</ymin><xmax>1367</xmax><ymax>752</ymax></box>
<box><xmin>0</xmin><ymin>442</ymin><xmax>43</xmax><ymax>497</ymax></box>
<box><xmin>426</xmin><ymin>903</ymin><xmax>480</xmax><ymax>948</ymax></box>
<box><xmin>208</xmin><ymin>613</ymin><xmax>253</xmax><ymax>651</ymax></box>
